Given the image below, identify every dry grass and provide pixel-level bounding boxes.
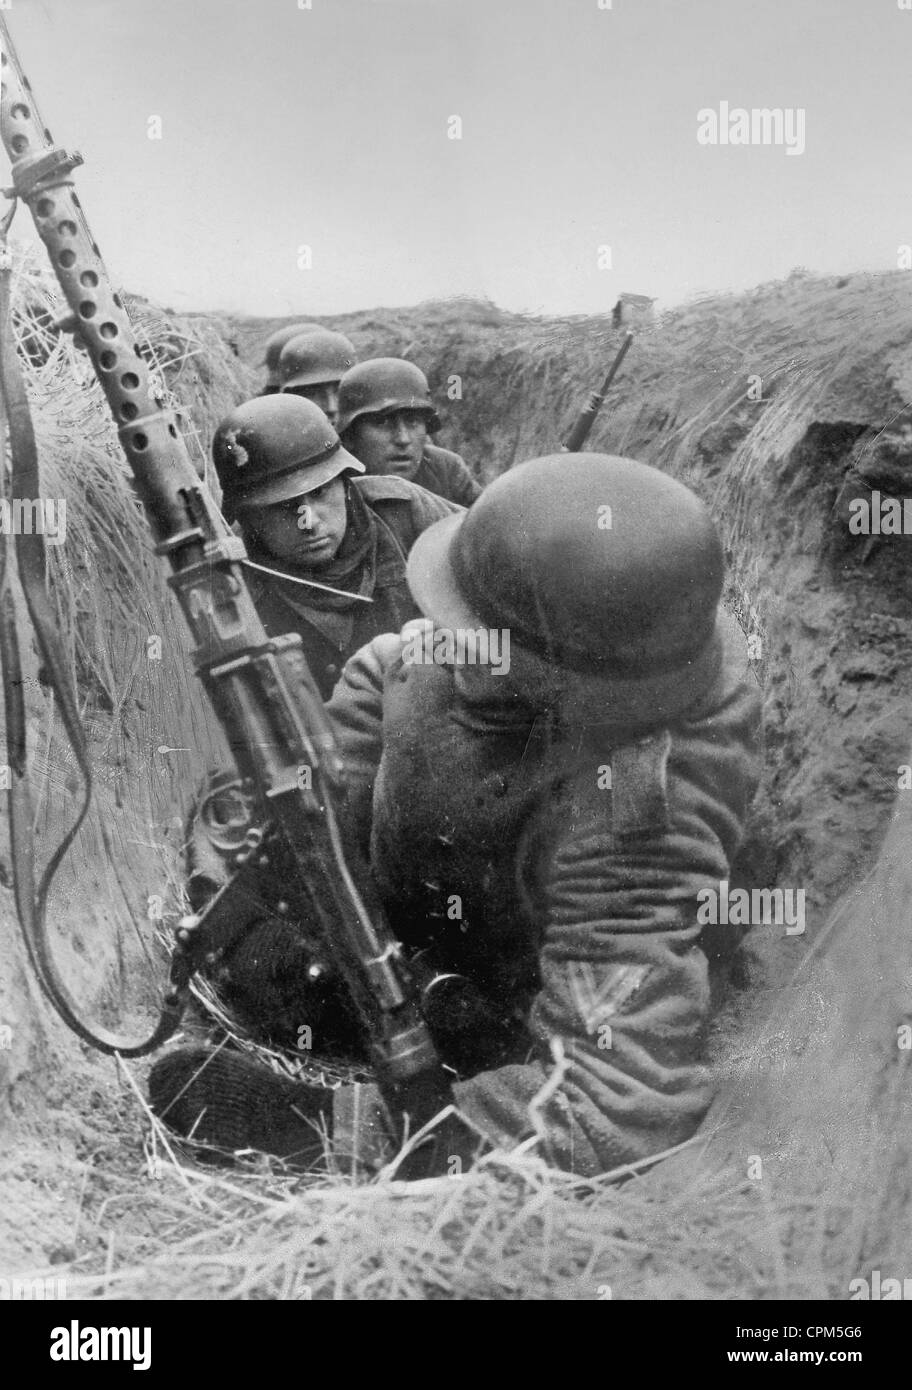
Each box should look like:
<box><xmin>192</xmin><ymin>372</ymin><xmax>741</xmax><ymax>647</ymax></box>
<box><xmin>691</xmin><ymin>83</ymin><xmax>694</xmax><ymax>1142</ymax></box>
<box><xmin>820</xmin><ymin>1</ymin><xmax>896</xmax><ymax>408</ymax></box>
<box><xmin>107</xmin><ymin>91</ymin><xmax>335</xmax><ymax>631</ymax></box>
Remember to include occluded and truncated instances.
<box><xmin>4</xmin><ymin>1075</ymin><xmax>878</xmax><ymax>1302</ymax></box>
<box><xmin>2</xmin><ymin>245</ymin><xmax>253</xmax><ymax>1023</ymax></box>
<box><xmin>3</xmin><ymin>1121</ymin><xmax>827</xmax><ymax>1302</ymax></box>
<box><xmin>13</xmin><ymin>810</ymin><xmax>903</xmax><ymax>1303</ymax></box>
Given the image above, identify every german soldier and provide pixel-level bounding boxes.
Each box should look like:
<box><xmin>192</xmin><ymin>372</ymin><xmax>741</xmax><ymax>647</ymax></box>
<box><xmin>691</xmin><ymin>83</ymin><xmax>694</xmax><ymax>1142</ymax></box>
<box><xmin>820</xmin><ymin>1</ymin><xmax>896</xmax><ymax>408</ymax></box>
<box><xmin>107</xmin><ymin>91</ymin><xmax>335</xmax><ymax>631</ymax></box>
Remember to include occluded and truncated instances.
<box><xmin>259</xmin><ymin>323</ymin><xmax>321</xmax><ymax>395</ymax></box>
<box><xmin>150</xmin><ymin>453</ymin><xmax>761</xmax><ymax>1178</ymax></box>
<box><xmin>211</xmin><ymin>393</ymin><xmax>460</xmax><ymax>700</ymax></box>
<box><xmin>338</xmin><ymin>358</ymin><xmax>482</xmax><ymax>507</ymax></box>
<box><xmin>277</xmin><ymin>328</ymin><xmax>357</xmax><ymax>428</ymax></box>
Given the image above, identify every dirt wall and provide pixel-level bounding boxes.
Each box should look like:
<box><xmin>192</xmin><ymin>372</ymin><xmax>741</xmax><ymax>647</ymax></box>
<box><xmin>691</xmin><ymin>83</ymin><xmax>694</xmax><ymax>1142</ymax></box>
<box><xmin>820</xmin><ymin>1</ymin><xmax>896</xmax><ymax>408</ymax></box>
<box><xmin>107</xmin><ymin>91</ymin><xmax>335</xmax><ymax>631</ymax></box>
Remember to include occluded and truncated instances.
<box><xmin>0</xmin><ymin>258</ymin><xmax>256</xmax><ymax>1159</ymax></box>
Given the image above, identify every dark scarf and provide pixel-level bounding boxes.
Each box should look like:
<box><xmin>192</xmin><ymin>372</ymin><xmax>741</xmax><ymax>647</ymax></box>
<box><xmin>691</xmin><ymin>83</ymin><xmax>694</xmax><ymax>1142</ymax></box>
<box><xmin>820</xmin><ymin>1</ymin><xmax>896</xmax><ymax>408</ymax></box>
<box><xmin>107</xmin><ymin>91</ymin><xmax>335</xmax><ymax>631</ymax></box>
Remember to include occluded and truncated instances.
<box><xmin>247</xmin><ymin>483</ymin><xmax>377</xmax><ymax>607</ymax></box>
<box><xmin>243</xmin><ymin>485</ymin><xmax>398</xmax><ymax>652</ymax></box>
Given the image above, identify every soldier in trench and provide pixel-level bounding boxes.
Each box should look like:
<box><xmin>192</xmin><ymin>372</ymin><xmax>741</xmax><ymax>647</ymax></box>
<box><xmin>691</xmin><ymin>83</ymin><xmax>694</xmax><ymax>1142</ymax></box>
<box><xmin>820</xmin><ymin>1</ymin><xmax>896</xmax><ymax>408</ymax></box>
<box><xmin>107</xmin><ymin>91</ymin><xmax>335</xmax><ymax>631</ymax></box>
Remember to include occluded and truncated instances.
<box><xmin>150</xmin><ymin>452</ymin><xmax>762</xmax><ymax>1178</ymax></box>
<box><xmin>258</xmin><ymin>323</ymin><xmax>322</xmax><ymax>396</ymax></box>
<box><xmin>275</xmin><ymin>328</ymin><xmax>357</xmax><ymax>429</ymax></box>
<box><xmin>337</xmin><ymin>358</ymin><xmax>482</xmax><ymax>507</ymax></box>
<box><xmin>212</xmin><ymin>392</ymin><xmax>461</xmax><ymax>700</ymax></box>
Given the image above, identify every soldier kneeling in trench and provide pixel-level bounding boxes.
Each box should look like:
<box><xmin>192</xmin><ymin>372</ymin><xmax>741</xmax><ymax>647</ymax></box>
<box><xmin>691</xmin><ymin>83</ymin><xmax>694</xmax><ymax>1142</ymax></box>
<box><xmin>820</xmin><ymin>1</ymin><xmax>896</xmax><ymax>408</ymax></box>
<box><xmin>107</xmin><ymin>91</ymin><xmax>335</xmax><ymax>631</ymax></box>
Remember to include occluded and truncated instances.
<box><xmin>150</xmin><ymin>454</ymin><xmax>762</xmax><ymax>1178</ymax></box>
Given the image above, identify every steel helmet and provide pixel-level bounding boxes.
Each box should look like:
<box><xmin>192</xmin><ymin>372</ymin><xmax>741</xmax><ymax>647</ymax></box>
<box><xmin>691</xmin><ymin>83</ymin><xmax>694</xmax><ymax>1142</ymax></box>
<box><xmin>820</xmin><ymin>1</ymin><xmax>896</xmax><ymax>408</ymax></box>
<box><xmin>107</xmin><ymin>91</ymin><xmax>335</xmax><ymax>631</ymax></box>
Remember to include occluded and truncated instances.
<box><xmin>261</xmin><ymin>323</ymin><xmax>321</xmax><ymax>388</ymax></box>
<box><xmin>406</xmin><ymin>453</ymin><xmax>725</xmax><ymax>708</ymax></box>
<box><xmin>337</xmin><ymin>358</ymin><xmax>442</xmax><ymax>437</ymax></box>
<box><xmin>278</xmin><ymin>330</ymin><xmax>357</xmax><ymax>392</ymax></box>
<box><xmin>212</xmin><ymin>395</ymin><xmax>364</xmax><ymax>518</ymax></box>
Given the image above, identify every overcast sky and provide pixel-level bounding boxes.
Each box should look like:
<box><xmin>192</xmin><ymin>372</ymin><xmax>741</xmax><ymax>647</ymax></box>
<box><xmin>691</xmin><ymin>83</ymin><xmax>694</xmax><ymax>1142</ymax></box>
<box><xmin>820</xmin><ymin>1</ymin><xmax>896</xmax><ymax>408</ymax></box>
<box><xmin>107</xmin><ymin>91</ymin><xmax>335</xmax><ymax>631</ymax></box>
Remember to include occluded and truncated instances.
<box><xmin>4</xmin><ymin>0</ymin><xmax>911</xmax><ymax>316</ymax></box>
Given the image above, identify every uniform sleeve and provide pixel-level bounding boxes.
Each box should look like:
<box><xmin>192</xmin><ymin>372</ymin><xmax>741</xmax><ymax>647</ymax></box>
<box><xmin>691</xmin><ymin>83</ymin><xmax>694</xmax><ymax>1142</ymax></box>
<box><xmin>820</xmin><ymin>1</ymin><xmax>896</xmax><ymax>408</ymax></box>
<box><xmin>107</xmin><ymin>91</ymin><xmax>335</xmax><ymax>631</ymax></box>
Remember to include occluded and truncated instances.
<box><xmin>450</xmin><ymin>837</ymin><xmax>715</xmax><ymax>1176</ymax></box>
<box><xmin>449</xmin><ymin>675</ymin><xmax>763</xmax><ymax>1176</ymax></box>
<box><xmin>440</xmin><ymin>454</ymin><xmax>483</xmax><ymax>507</ymax></box>
<box><xmin>331</xmin><ymin>826</ymin><xmax>718</xmax><ymax>1179</ymax></box>
<box><xmin>404</xmin><ymin>480</ymin><xmax>464</xmax><ymax>536</ymax></box>
<box><xmin>324</xmin><ymin>634</ymin><xmax>400</xmax><ymax>853</ymax></box>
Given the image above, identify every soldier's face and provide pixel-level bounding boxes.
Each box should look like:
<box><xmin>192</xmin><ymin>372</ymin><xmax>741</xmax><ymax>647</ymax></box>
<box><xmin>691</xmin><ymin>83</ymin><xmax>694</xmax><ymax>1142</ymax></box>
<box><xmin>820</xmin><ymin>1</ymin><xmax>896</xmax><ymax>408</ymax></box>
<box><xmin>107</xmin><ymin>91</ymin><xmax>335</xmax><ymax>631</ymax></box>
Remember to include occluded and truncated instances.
<box><xmin>286</xmin><ymin>381</ymin><xmax>340</xmax><ymax>427</ymax></box>
<box><xmin>348</xmin><ymin>410</ymin><xmax>428</xmax><ymax>476</ymax></box>
<box><xmin>243</xmin><ymin>477</ymin><xmax>348</xmax><ymax>568</ymax></box>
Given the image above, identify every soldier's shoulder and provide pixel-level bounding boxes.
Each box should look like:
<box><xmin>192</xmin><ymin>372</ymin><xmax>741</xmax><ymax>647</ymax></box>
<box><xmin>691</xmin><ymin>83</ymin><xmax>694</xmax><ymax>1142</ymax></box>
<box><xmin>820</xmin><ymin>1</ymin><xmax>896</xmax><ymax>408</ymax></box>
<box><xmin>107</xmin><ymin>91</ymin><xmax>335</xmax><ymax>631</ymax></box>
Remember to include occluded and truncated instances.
<box><xmin>353</xmin><ymin>474</ymin><xmax>426</xmax><ymax>504</ymax></box>
<box><xmin>353</xmin><ymin>473</ymin><xmax>462</xmax><ymax>518</ymax></box>
<box><xmin>418</xmin><ymin>446</ymin><xmax>482</xmax><ymax>504</ymax></box>
<box><xmin>423</xmin><ymin>442</ymin><xmax>468</xmax><ymax>469</ymax></box>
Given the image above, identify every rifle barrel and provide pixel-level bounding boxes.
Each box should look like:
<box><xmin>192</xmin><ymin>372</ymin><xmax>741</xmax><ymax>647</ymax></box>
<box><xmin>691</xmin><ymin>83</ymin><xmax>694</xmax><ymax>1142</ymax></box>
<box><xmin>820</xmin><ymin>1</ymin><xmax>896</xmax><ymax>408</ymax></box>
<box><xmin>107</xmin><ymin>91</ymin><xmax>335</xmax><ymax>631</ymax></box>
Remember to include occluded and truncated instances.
<box><xmin>562</xmin><ymin>330</ymin><xmax>634</xmax><ymax>452</ymax></box>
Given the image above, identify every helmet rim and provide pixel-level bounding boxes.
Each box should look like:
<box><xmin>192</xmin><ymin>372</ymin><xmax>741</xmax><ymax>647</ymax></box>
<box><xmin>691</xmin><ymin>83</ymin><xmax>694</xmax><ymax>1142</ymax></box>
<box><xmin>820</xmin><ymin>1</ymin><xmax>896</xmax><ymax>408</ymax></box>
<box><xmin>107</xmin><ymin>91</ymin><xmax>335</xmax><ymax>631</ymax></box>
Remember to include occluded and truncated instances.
<box><xmin>232</xmin><ymin>443</ymin><xmax>364</xmax><ymax>511</ymax></box>
<box><xmin>406</xmin><ymin>452</ymin><xmax>724</xmax><ymax>689</ymax></box>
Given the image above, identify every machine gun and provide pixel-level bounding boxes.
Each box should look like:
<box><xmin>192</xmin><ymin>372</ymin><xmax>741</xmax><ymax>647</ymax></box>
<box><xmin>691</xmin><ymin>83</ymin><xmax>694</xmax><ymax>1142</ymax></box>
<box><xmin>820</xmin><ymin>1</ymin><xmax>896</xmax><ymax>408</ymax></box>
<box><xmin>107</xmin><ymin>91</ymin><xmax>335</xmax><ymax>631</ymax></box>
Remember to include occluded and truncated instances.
<box><xmin>0</xmin><ymin>15</ymin><xmax>469</xmax><ymax>1176</ymax></box>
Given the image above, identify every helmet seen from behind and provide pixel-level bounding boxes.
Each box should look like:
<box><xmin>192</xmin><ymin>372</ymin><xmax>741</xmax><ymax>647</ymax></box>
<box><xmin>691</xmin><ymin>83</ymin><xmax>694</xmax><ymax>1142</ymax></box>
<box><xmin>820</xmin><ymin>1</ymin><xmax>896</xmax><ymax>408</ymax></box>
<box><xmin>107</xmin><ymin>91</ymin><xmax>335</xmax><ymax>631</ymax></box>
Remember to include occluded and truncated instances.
<box><xmin>406</xmin><ymin>453</ymin><xmax>725</xmax><ymax>710</ymax></box>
